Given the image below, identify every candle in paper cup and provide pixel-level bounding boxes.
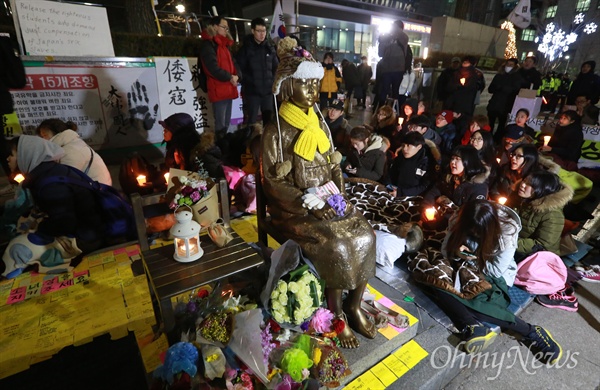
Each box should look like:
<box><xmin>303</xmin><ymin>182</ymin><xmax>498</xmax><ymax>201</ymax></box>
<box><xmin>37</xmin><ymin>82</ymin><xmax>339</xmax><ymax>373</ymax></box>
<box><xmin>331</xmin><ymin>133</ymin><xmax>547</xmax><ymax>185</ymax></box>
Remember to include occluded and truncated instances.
<box><xmin>543</xmin><ymin>136</ymin><xmax>551</xmax><ymax>146</ymax></box>
<box><xmin>425</xmin><ymin>207</ymin><xmax>436</xmax><ymax>221</ymax></box>
<box><xmin>460</xmin><ymin>77</ymin><xmax>466</xmax><ymax>85</ymax></box>
<box><xmin>164</xmin><ymin>172</ymin><xmax>170</xmax><ymax>184</ymax></box>
<box><xmin>13</xmin><ymin>173</ymin><xmax>25</xmax><ymax>183</ymax></box>
<box><xmin>498</xmin><ymin>197</ymin><xmax>507</xmax><ymax>205</ymax></box>
<box><xmin>398</xmin><ymin>117</ymin><xmax>404</xmax><ymax>126</ymax></box>
<box><xmin>136</xmin><ymin>175</ymin><xmax>146</xmax><ymax>186</ymax></box>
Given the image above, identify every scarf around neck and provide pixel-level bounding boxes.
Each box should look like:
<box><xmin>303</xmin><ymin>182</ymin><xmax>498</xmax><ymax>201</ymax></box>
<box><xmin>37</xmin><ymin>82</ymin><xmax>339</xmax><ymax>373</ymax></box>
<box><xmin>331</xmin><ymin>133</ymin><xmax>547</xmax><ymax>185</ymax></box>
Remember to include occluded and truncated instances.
<box><xmin>279</xmin><ymin>101</ymin><xmax>331</xmax><ymax>161</ymax></box>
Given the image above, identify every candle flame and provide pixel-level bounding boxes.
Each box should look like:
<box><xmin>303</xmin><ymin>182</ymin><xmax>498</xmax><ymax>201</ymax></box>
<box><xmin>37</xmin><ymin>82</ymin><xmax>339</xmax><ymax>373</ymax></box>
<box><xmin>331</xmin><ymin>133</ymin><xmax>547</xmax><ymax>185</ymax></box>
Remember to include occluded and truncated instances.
<box><xmin>13</xmin><ymin>173</ymin><xmax>25</xmax><ymax>183</ymax></box>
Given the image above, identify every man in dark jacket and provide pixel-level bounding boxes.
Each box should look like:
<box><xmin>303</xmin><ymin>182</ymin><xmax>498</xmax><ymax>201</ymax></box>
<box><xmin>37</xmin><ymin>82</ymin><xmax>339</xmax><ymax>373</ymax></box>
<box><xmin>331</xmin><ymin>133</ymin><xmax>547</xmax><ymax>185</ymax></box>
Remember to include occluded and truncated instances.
<box><xmin>567</xmin><ymin>61</ymin><xmax>600</xmax><ymax>105</ymax></box>
<box><xmin>487</xmin><ymin>58</ymin><xmax>524</xmax><ymax>142</ymax></box>
<box><xmin>236</xmin><ymin>17</ymin><xmax>278</xmax><ymax>126</ymax></box>
<box><xmin>341</xmin><ymin>59</ymin><xmax>360</xmax><ymax>118</ymax></box>
<box><xmin>444</xmin><ymin>56</ymin><xmax>481</xmax><ymax>141</ymax></box>
<box><xmin>356</xmin><ymin>56</ymin><xmax>372</xmax><ymax>108</ymax></box>
<box><xmin>377</xmin><ymin>20</ymin><xmax>409</xmax><ymax>109</ymax></box>
<box><xmin>519</xmin><ymin>55</ymin><xmax>542</xmax><ymax>90</ymax></box>
<box><xmin>436</xmin><ymin>57</ymin><xmax>461</xmax><ymax>106</ymax></box>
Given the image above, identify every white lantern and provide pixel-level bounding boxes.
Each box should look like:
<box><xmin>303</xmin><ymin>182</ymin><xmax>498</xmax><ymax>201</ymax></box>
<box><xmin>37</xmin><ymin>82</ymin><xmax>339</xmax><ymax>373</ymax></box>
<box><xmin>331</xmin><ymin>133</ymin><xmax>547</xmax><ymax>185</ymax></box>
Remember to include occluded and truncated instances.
<box><xmin>170</xmin><ymin>206</ymin><xmax>203</xmax><ymax>262</ymax></box>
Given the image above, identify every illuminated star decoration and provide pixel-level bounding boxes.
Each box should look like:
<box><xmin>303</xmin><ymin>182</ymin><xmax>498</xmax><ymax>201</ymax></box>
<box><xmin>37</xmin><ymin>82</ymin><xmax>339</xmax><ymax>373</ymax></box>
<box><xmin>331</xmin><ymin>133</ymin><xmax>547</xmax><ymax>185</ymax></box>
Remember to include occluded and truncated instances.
<box><xmin>574</xmin><ymin>13</ymin><xmax>585</xmax><ymax>25</ymax></box>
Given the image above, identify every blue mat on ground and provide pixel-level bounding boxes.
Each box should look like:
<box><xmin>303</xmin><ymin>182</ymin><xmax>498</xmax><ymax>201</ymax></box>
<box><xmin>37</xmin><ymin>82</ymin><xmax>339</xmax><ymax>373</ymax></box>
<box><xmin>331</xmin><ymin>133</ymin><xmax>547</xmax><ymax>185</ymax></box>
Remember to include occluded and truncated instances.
<box><xmin>563</xmin><ymin>240</ymin><xmax>593</xmax><ymax>266</ymax></box>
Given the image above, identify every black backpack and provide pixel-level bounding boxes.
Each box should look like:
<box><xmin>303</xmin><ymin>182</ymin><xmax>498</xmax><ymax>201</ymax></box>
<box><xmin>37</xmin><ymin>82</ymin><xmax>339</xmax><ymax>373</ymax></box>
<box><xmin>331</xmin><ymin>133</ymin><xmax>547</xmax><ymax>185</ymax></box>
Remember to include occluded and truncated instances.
<box><xmin>37</xmin><ymin>167</ymin><xmax>135</xmax><ymax>239</ymax></box>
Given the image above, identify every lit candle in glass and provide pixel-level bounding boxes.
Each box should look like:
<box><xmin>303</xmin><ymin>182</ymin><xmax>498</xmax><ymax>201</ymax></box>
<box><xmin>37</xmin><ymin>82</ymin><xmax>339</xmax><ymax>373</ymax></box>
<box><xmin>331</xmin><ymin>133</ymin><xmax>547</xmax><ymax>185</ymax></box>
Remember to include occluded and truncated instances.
<box><xmin>398</xmin><ymin>117</ymin><xmax>404</xmax><ymax>126</ymax></box>
<box><xmin>13</xmin><ymin>173</ymin><xmax>25</xmax><ymax>183</ymax></box>
<box><xmin>164</xmin><ymin>172</ymin><xmax>170</xmax><ymax>184</ymax></box>
<box><xmin>460</xmin><ymin>77</ymin><xmax>466</xmax><ymax>86</ymax></box>
<box><xmin>136</xmin><ymin>175</ymin><xmax>146</xmax><ymax>186</ymax></box>
<box><xmin>425</xmin><ymin>207</ymin><xmax>436</xmax><ymax>221</ymax></box>
<box><xmin>498</xmin><ymin>196</ymin><xmax>507</xmax><ymax>205</ymax></box>
<box><xmin>543</xmin><ymin>136</ymin><xmax>551</xmax><ymax>146</ymax></box>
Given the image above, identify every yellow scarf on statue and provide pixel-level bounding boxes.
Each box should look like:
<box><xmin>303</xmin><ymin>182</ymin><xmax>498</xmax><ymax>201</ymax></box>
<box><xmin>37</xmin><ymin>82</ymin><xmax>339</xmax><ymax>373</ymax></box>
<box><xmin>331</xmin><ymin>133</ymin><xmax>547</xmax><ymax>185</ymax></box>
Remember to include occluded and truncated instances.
<box><xmin>279</xmin><ymin>101</ymin><xmax>331</xmax><ymax>161</ymax></box>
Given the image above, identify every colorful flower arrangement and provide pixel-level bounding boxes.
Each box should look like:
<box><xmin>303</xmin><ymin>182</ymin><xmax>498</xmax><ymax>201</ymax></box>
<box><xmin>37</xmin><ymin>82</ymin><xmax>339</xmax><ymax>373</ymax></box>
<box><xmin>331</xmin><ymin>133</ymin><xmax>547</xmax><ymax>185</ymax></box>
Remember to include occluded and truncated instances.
<box><xmin>269</xmin><ymin>264</ymin><xmax>323</xmax><ymax>325</ymax></box>
<box><xmin>168</xmin><ymin>175</ymin><xmax>211</xmax><ymax>209</ymax></box>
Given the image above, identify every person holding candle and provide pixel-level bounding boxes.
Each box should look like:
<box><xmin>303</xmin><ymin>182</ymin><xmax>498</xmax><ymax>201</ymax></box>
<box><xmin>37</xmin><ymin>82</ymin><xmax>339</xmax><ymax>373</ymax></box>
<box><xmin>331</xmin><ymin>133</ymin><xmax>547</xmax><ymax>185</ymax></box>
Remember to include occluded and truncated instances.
<box><xmin>434</xmin><ymin>110</ymin><xmax>457</xmax><ymax>159</ymax></box>
<box><xmin>387</xmin><ymin>131</ymin><xmax>439</xmax><ymax>197</ymax></box>
<box><xmin>493</xmin><ymin>143</ymin><xmax>560</xmax><ymax>199</ymax></box>
<box><xmin>539</xmin><ymin>110</ymin><xmax>584</xmax><ymax>171</ymax></box>
<box><xmin>36</xmin><ymin>119</ymin><xmax>112</xmax><ymax>186</ymax></box>
<box><xmin>367</xmin><ymin>105</ymin><xmax>401</xmax><ymax>157</ymax></box>
<box><xmin>2</xmin><ymin>136</ymin><xmax>117</xmax><ymax>277</ymax></box>
<box><xmin>422</xmin><ymin>145</ymin><xmax>489</xmax><ymax>214</ymax></box>
<box><xmin>411</xmin><ymin>200</ymin><xmax>563</xmax><ymax>364</ymax></box>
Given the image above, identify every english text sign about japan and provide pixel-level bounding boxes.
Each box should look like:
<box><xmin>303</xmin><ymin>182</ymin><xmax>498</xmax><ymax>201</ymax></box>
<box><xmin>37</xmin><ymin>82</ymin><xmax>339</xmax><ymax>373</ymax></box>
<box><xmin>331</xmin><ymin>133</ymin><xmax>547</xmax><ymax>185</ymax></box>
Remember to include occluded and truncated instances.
<box><xmin>16</xmin><ymin>0</ymin><xmax>115</xmax><ymax>56</ymax></box>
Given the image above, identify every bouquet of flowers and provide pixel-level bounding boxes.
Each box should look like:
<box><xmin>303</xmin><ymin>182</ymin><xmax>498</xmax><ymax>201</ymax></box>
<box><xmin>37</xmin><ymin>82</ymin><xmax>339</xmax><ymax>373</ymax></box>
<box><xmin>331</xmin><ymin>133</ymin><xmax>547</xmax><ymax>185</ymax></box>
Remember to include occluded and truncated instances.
<box><xmin>270</xmin><ymin>264</ymin><xmax>323</xmax><ymax>325</ymax></box>
<box><xmin>168</xmin><ymin>175</ymin><xmax>211</xmax><ymax>209</ymax></box>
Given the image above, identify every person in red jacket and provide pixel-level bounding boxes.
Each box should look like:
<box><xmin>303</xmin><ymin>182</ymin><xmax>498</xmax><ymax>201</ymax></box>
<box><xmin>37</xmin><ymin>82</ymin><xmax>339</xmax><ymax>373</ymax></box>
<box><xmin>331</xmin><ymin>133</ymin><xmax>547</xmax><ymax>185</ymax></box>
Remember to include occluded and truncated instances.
<box><xmin>199</xmin><ymin>16</ymin><xmax>242</xmax><ymax>138</ymax></box>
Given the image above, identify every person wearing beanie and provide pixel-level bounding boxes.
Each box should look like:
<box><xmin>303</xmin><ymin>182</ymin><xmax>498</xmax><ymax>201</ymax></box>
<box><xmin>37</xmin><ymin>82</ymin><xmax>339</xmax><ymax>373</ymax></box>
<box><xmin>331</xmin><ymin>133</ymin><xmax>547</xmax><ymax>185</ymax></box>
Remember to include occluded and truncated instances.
<box><xmin>160</xmin><ymin>112</ymin><xmax>202</xmax><ymax>171</ymax></box>
<box><xmin>199</xmin><ymin>16</ymin><xmax>242</xmax><ymax>137</ymax></box>
<box><xmin>566</xmin><ymin>60</ymin><xmax>600</xmax><ymax>105</ymax></box>
<box><xmin>487</xmin><ymin>58</ymin><xmax>524</xmax><ymax>140</ymax></box>
<box><xmin>435</xmin><ymin>110</ymin><xmax>457</xmax><ymax>157</ymax></box>
<box><xmin>261</xmin><ymin>37</ymin><xmax>378</xmax><ymax>349</ymax></box>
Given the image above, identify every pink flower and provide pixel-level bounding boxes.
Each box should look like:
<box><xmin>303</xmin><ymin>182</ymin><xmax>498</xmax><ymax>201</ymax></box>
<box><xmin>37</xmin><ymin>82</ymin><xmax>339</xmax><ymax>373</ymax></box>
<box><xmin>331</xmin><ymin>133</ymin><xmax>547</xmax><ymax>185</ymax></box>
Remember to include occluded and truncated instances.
<box><xmin>309</xmin><ymin>307</ymin><xmax>334</xmax><ymax>333</ymax></box>
<box><xmin>190</xmin><ymin>191</ymin><xmax>201</xmax><ymax>202</ymax></box>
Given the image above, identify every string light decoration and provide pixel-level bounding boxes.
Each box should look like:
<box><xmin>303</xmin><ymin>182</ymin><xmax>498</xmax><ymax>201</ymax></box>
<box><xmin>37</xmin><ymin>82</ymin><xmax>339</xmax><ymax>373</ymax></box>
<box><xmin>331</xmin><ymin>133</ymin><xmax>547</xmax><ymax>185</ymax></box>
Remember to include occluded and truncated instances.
<box><xmin>535</xmin><ymin>14</ymin><xmax>598</xmax><ymax>62</ymax></box>
<box><xmin>501</xmin><ymin>21</ymin><xmax>517</xmax><ymax>59</ymax></box>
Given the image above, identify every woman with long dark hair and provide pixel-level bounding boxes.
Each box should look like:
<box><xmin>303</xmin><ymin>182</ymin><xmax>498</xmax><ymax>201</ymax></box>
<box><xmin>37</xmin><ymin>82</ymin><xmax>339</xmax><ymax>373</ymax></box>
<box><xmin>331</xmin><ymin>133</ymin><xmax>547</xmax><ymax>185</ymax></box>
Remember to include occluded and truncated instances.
<box><xmin>493</xmin><ymin>143</ymin><xmax>559</xmax><ymax>199</ymax></box>
<box><xmin>423</xmin><ymin>145</ymin><xmax>488</xmax><ymax>208</ymax></box>
<box><xmin>470</xmin><ymin>129</ymin><xmax>498</xmax><ymax>186</ymax></box>
<box><xmin>510</xmin><ymin>171</ymin><xmax>573</xmax><ymax>257</ymax></box>
<box><xmin>418</xmin><ymin>200</ymin><xmax>562</xmax><ymax>362</ymax></box>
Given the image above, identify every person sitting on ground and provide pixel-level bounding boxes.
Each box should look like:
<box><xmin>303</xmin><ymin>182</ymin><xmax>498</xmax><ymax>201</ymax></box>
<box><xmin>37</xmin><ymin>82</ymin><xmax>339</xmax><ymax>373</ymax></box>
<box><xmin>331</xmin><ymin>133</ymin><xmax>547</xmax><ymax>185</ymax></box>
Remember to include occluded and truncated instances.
<box><xmin>574</xmin><ymin>94</ymin><xmax>600</xmax><ymax>125</ymax></box>
<box><xmin>36</xmin><ymin>119</ymin><xmax>112</xmax><ymax>185</ymax></box>
<box><xmin>469</xmin><ymin>129</ymin><xmax>498</xmax><ymax>187</ymax></box>
<box><xmin>498</xmin><ymin>123</ymin><xmax>532</xmax><ymax>165</ymax></box>
<box><xmin>461</xmin><ymin>115</ymin><xmax>491</xmax><ymax>146</ymax></box>
<box><xmin>406</xmin><ymin>114</ymin><xmax>441</xmax><ymax>149</ymax></box>
<box><xmin>343</xmin><ymin>126</ymin><xmax>386</xmax><ymax>182</ymax></box>
<box><xmin>434</xmin><ymin>110</ymin><xmax>457</xmax><ymax>158</ymax></box>
<box><xmin>539</xmin><ymin>110</ymin><xmax>584</xmax><ymax>171</ymax></box>
<box><xmin>388</xmin><ymin>131</ymin><xmax>440</xmax><ymax>197</ymax></box>
<box><xmin>160</xmin><ymin>113</ymin><xmax>202</xmax><ymax>171</ymax></box>
<box><xmin>423</xmin><ymin>145</ymin><xmax>489</xmax><ymax>211</ymax></box>
<box><xmin>508</xmin><ymin>170</ymin><xmax>573</xmax><ymax>257</ymax></box>
<box><xmin>493</xmin><ymin>143</ymin><xmax>560</xmax><ymax>199</ymax></box>
<box><xmin>2</xmin><ymin>136</ymin><xmax>117</xmax><ymax>277</ymax></box>
<box><xmin>367</xmin><ymin>105</ymin><xmax>401</xmax><ymax>154</ymax></box>
<box><xmin>426</xmin><ymin>200</ymin><xmax>562</xmax><ymax>364</ymax></box>
<box><xmin>398</xmin><ymin>98</ymin><xmax>418</xmax><ymax>131</ymax></box>
<box><xmin>324</xmin><ymin>99</ymin><xmax>352</xmax><ymax>156</ymax></box>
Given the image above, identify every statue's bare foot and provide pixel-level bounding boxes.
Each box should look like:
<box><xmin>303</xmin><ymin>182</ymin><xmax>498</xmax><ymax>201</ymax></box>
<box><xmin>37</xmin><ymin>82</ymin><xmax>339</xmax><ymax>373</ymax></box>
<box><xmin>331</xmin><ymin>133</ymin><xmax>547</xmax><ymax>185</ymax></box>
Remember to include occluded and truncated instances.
<box><xmin>344</xmin><ymin>303</ymin><xmax>377</xmax><ymax>339</ymax></box>
<box><xmin>336</xmin><ymin>314</ymin><xmax>360</xmax><ymax>348</ymax></box>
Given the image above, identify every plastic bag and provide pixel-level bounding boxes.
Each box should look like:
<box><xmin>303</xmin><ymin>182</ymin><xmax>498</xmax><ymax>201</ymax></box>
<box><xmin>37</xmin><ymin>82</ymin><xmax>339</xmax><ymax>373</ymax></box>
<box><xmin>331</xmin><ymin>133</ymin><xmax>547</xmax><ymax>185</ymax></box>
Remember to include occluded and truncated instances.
<box><xmin>227</xmin><ymin>308</ymin><xmax>269</xmax><ymax>384</ymax></box>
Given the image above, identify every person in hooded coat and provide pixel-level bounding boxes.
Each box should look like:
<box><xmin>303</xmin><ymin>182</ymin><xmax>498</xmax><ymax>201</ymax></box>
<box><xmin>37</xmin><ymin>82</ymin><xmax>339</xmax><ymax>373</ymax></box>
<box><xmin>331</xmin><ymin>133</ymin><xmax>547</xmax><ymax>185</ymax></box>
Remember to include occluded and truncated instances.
<box><xmin>566</xmin><ymin>60</ymin><xmax>600</xmax><ymax>105</ymax></box>
<box><xmin>342</xmin><ymin>126</ymin><xmax>386</xmax><ymax>182</ymax></box>
<box><xmin>36</xmin><ymin>119</ymin><xmax>112</xmax><ymax>185</ymax></box>
<box><xmin>7</xmin><ymin>136</ymin><xmax>107</xmax><ymax>253</ymax></box>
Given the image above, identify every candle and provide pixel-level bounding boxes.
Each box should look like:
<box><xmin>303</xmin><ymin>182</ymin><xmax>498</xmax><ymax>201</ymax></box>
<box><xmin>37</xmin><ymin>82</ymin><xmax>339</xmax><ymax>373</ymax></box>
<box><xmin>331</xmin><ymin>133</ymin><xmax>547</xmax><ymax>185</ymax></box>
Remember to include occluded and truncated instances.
<box><xmin>425</xmin><ymin>207</ymin><xmax>436</xmax><ymax>221</ymax></box>
<box><xmin>136</xmin><ymin>175</ymin><xmax>146</xmax><ymax>186</ymax></box>
<box><xmin>496</xmin><ymin>158</ymin><xmax>501</xmax><ymax>163</ymax></box>
<box><xmin>543</xmin><ymin>136</ymin><xmax>551</xmax><ymax>146</ymax></box>
<box><xmin>13</xmin><ymin>173</ymin><xmax>25</xmax><ymax>183</ymax></box>
<box><xmin>164</xmin><ymin>172</ymin><xmax>170</xmax><ymax>184</ymax></box>
<box><xmin>398</xmin><ymin>118</ymin><xmax>404</xmax><ymax>126</ymax></box>
<box><xmin>460</xmin><ymin>77</ymin><xmax>466</xmax><ymax>86</ymax></box>
<box><xmin>498</xmin><ymin>197</ymin><xmax>507</xmax><ymax>205</ymax></box>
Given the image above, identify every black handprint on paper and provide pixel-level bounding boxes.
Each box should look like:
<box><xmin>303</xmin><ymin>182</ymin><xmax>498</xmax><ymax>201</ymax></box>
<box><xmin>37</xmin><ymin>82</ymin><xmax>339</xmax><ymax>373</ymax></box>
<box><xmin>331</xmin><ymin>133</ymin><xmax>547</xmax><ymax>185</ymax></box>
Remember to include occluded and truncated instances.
<box><xmin>127</xmin><ymin>80</ymin><xmax>159</xmax><ymax>131</ymax></box>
